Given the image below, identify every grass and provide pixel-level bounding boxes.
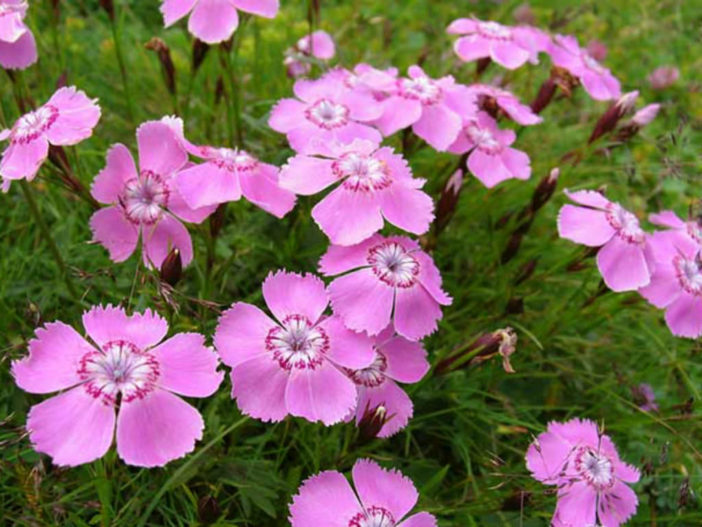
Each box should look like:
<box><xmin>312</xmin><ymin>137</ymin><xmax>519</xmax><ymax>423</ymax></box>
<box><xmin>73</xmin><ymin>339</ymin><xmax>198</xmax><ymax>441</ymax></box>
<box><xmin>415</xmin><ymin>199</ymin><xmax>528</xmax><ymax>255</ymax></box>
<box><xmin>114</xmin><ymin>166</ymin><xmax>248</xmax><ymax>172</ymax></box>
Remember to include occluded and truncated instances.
<box><xmin>1</xmin><ymin>0</ymin><xmax>700</xmax><ymax>525</ymax></box>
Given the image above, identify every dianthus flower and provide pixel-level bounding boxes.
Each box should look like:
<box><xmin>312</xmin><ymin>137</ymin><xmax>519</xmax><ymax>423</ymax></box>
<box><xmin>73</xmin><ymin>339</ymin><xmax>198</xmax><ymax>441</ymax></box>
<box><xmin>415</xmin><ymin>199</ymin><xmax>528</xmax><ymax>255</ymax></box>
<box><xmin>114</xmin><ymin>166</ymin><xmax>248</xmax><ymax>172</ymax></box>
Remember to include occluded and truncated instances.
<box><xmin>467</xmin><ymin>84</ymin><xmax>542</xmax><ymax>125</ymax></box>
<box><xmin>0</xmin><ymin>0</ymin><xmax>37</xmax><ymax>69</ymax></box>
<box><xmin>284</xmin><ymin>30</ymin><xmax>336</xmax><ymax>78</ymax></box>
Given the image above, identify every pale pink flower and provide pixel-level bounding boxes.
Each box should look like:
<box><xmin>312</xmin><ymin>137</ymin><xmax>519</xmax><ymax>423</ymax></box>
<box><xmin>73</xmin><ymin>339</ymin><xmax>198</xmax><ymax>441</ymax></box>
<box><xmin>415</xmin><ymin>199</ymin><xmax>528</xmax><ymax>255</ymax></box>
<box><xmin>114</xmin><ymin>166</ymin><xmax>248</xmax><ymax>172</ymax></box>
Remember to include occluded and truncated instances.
<box><xmin>373</xmin><ymin>65</ymin><xmax>474</xmax><ymax>151</ymax></box>
<box><xmin>639</xmin><ymin>214</ymin><xmax>702</xmax><ymax>338</ymax></box>
<box><xmin>548</xmin><ymin>34</ymin><xmax>621</xmax><ymax>101</ymax></box>
<box><xmin>284</xmin><ymin>30</ymin><xmax>336</xmax><ymax>78</ymax></box>
<box><xmin>289</xmin><ymin>458</ymin><xmax>437</xmax><ymax>527</ymax></box>
<box><xmin>0</xmin><ymin>0</ymin><xmax>37</xmax><ymax>69</ymax></box>
<box><xmin>557</xmin><ymin>189</ymin><xmax>651</xmax><ymax>292</ymax></box>
<box><xmin>160</xmin><ymin>0</ymin><xmax>279</xmax><ymax>44</ymax></box>
<box><xmin>175</xmin><ymin>145</ymin><xmax>296</xmax><ymax>218</ymax></box>
<box><xmin>89</xmin><ymin>121</ymin><xmax>216</xmax><ymax>268</ymax></box>
<box><xmin>0</xmin><ymin>87</ymin><xmax>100</xmax><ymax>186</ymax></box>
<box><xmin>269</xmin><ymin>75</ymin><xmax>383</xmax><ymax>154</ymax></box>
<box><xmin>648</xmin><ymin>66</ymin><xmax>679</xmax><ymax>90</ymax></box>
<box><xmin>467</xmin><ymin>83</ymin><xmax>542</xmax><ymax>125</ymax></box>
<box><xmin>347</xmin><ymin>326</ymin><xmax>429</xmax><ymax>438</ymax></box>
<box><xmin>447</xmin><ymin>18</ymin><xmax>541</xmax><ymax>69</ymax></box>
<box><xmin>320</xmin><ymin>234</ymin><xmax>452</xmax><ymax>341</ymax></box>
<box><xmin>526</xmin><ymin>418</ymin><xmax>640</xmax><ymax>527</ymax></box>
<box><xmin>448</xmin><ymin>112</ymin><xmax>531</xmax><ymax>188</ymax></box>
<box><xmin>214</xmin><ymin>270</ymin><xmax>375</xmax><ymax>425</ymax></box>
<box><xmin>279</xmin><ymin>138</ymin><xmax>434</xmax><ymax>245</ymax></box>
<box><xmin>11</xmin><ymin>305</ymin><xmax>223</xmax><ymax>467</ymax></box>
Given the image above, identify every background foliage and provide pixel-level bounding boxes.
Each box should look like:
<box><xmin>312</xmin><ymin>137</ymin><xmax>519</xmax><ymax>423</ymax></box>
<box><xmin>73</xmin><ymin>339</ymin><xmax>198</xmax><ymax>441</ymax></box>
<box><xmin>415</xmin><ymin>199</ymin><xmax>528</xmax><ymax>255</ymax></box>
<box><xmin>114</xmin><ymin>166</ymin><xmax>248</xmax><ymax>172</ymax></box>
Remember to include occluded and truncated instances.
<box><xmin>1</xmin><ymin>0</ymin><xmax>700</xmax><ymax>525</ymax></box>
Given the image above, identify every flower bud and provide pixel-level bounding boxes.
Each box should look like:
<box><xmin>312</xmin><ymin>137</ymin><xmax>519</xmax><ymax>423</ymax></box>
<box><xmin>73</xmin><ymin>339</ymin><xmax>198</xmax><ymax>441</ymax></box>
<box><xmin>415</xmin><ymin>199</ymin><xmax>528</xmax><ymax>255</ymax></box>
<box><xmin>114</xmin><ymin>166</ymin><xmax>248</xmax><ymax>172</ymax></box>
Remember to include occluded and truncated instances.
<box><xmin>648</xmin><ymin>66</ymin><xmax>679</xmax><ymax>90</ymax></box>
<box><xmin>160</xmin><ymin>248</ymin><xmax>182</xmax><ymax>286</ymax></box>
<box><xmin>198</xmin><ymin>495</ymin><xmax>221</xmax><ymax>525</ymax></box>
<box><xmin>501</xmin><ymin>232</ymin><xmax>523</xmax><ymax>264</ymax></box>
<box><xmin>434</xmin><ymin>169</ymin><xmax>464</xmax><ymax>235</ymax></box>
<box><xmin>146</xmin><ymin>38</ymin><xmax>177</xmax><ymax>96</ymax></box>
<box><xmin>530</xmin><ymin>168</ymin><xmax>559</xmax><ymax>212</ymax></box>
<box><xmin>209</xmin><ymin>203</ymin><xmax>227</xmax><ymax>239</ymax></box>
<box><xmin>99</xmin><ymin>0</ymin><xmax>115</xmax><ymax>20</ymax></box>
<box><xmin>614</xmin><ymin>103</ymin><xmax>661</xmax><ymax>143</ymax></box>
<box><xmin>192</xmin><ymin>39</ymin><xmax>210</xmax><ymax>73</ymax></box>
<box><xmin>588</xmin><ymin>90</ymin><xmax>638</xmax><ymax>144</ymax></box>
<box><xmin>476</xmin><ymin>57</ymin><xmax>491</xmax><ymax>77</ymax></box>
<box><xmin>515</xmin><ymin>258</ymin><xmax>538</xmax><ymax>285</ymax></box>
<box><xmin>530</xmin><ymin>76</ymin><xmax>557</xmax><ymax>114</ymax></box>
<box><xmin>357</xmin><ymin>402</ymin><xmax>390</xmax><ymax>442</ymax></box>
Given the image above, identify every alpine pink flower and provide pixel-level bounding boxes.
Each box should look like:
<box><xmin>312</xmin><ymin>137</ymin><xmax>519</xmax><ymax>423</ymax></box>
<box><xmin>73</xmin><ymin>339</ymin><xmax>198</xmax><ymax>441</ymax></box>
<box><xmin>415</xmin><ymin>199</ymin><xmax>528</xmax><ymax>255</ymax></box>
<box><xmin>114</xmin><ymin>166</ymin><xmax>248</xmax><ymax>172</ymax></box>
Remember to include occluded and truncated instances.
<box><xmin>639</xmin><ymin>214</ymin><xmax>702</xmax><ymax>338</ymax></box>
<box><xmin>557</xmin><ymin>189</ymin><xmax>651</xmax><ymax>292</ymax></box>
<box><xmin>214</xmin><ymin>270</ymin><xmax>375</xmax><ymax>425</ymax></box>
<box><xmin>548</xmin><ymin>34</ymin><xmax>621</xmax><ymax>101</ymax></box>
<box><xmin>279</xmin><ymin>138</ymin><xmax>434</xmax><ymax>245</ymax></box>
<box><xmin>467</xmin><ymin>84</ymin><xmax>542</xmax><ymax>125</ymax></box>
<box><xmin>89</xmin><ymin>120</ymin><xmax>216</xmax><ymax>268</ymax></box>
<box><xmin>269</xmin><ymin>75</ymin><xmax>383</xmax><ymax>154</ymax></box>
<box><xmin>648</xmin><ymin>66</ymin><xmax>679</xmax><ymax>90</ymax></box>
<box><xmin>447</xmin><ymin>18</ymin><xmax>541</xmax><ymax>69</ymax></box>
<box><xmin>289</xmin><ymin>458</ymin><xmax>437</xmax><ymax>527</ymax></box>
<box><xmin>175</xmin><ymin>145</ymin><xmax>296</xmax><ymax>218</ymax></box>
<box><xmin>373</xmin><ymin>65</ymin><xmax>473</xmax><ymax>151</ymax></box>
<box><xmin>284</xmin><ymin>30</ymin><xmax>336</xmax><ymax>78</ymax></box>
<box><xmin>0</xmin><ymin>87</ymin><xmax>100</xmax><ymax>186</ymax></box>
<box><xmin>320</xmin><ymin>234</ymin><xmax>452</xmax><ymax>341</ymax></box>
<box><xmin>0</xmin><ymin>0</ymin><xmax>37</xmax><ymax>69</ymax></box>
<box><xmin>160</xmin><ymin>0</ymin><xmax>279</xmax><ymax>44</ymax></box>
<box><xmin>526</xmin><ymin>418</ymin><xmax>640</xmax><ymax>527</ymax></box>
<box><xmin>448</xmin><ymin>112</ymin><xmax>532</xmax><ymax>188</ymax></box>
<box><xmin>346</xmin><ymin>326</ymin><xmax>429</xmax><ymax>438</ymax></box>
<box><xmin>11</xmin><ymin>305</ymin><xmax>223</xmax><ymax>467</ymax></box>
<box><xmin>632</xmin><ymin>383</ymin><xmax>658</xmax><ymax>412</ymax></box>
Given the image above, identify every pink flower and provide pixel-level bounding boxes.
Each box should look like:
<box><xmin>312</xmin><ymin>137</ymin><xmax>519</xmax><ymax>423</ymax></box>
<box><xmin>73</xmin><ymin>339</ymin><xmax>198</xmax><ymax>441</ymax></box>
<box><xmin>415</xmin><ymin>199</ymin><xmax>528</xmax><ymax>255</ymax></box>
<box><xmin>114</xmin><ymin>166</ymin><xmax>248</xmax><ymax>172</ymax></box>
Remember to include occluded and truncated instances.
<box><xmin>373</xmin><ymin>65</ymin><xmax>473</xmax><ymax>151</ymax></box>
<box><xmin>346</xmin><ymin>326</ymin><xmax>429</xmax><ymax>437</ymax></box>
<box><xmin>269</xmin><ymin>75</ymin><xmax>383</xmax><ymax>154</ymax></box>
<box><xmin>448</xmin><ymin>112</ymin><xmax>531</xmax><ymax>188</ymax></box>
<box><xmin>320</xmin><ymin>234</ymin><xmax>452</xmax><ymax>341</ymax></box>
<box><xmin>633</xmin><ymin>383</ymin><xmax>658</xmax><ymax>412</ymax></box>
<box><xmin>289</xmin><ymin>458</ymin><xmax>437</xmax><ymax>527</ymax></box>
<box><xmin>467</xmin><ymin>84</ymin><xmax>542</xmax><ymax>125</ymax></box>
<box><xmin>11</xmin><ymin>305</ymin><xmax>223</xmax><ymax>467</ymax></box>
<box><xmin>175</xmin><ymin>145</ymin><xmax>296</xmax><ymax>218</ymax></box>
<box><xmin>586</xmin><ymin>39</ymin><xmax>608</xmax><ymax>61</ymax></box>
<box><xmin>214</xmin><ymin>270</ymin><xmax>375</xmax><ymax>425</ymax></box>
<box><xmin>279</xmin><ymin>138</ymin><xmax>434</xmax><ymax>245</ymax></box>
<box><xmin>0</xmin><ymin>87</ymin><xmax>100</xmax><ymax>186</ymax></box>
<box><xmin>341</xmin><ymin>63</ymin><xmax>399</xmax><ymax>100</ymax></box>
<box><xmin>648</xmin><ymin>66</ymin><xmax>679</xmax><ymax>90</ymax></box>
<box><xmin>89</xmin><ymin>121</ymin><xmax>216</xmax><ymax>268</ymax></box>
<box><xmin>284</xmin><ymin>31</ymin><xmax>336</xmax><ymax>78</ymax></box>
<box><xmin>548</xmin><ymin>34</ymin><xmax>621</xmax><ymax>101</ymax></box>
<box><xmin>557</xmin><ymin>189</ymin><xmax>651</xmax><ymax>292</ymax></box>
<box><xmin>639</xmin><ymin>213</ymin><xmax>702</xmax><ymax>338</ymax></box>
<box><xmin>629</xmin><ymin>103</ymin><xmax>661</xmax><ymax>127</ymax></box>
<box><xmin>160</xmin><ymin>0</ymin><xmax>279</xmax><ymax>44</ymax></box>
<box><xmin>526</xmin><ymin>418</ymin><xmax>640</xmax><ymax>527</ymax></box>
<box><xmin>0</xmin><ymin>0</ymin><xmax>37</xmax><ymax>69</ymax></box>
<box><xmin>447</xmin><ymin>18</ymin><xmax>541</xmax><ymax>69</ymax></box>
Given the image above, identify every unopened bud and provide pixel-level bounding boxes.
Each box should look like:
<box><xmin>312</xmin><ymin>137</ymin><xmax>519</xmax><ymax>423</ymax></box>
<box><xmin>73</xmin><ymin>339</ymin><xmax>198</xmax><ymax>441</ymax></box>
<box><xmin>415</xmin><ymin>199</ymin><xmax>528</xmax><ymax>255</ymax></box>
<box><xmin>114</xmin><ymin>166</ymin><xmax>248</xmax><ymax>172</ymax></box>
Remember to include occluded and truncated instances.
<box><xmin>588</xmin><ymin>90</ymin><xmax>638</xmax><ymax>144</ymax></box>
<box><xmin>357</xmin><ymin>402</ymin><xmax>390</xmax><ymax>442</ymax></box>
<box><xmin>435</xmin><ymin>169</ymin><xmax>464</xmax><ymax>235</ymax></box>
<box><xmin>531</xmin><ymin>168</ymin><xmax>560</xmax><ymax>212</ymax></box>
<box><xmin>56</xmin><ymin>71</ymin><xmax>68</xmax><ymax>90</ymax></box>
<box><xmin>515</xmin><ymin>258</ymin><xmax>538</xmax><ymax>285</ymax></box>
<box><xmin>215</xmin><ymin>76</ymin><xmax>225</xmax><ymax>105</ymax></box>
<box><xmin>612</xmin><ymin>103</ymin><xmax>661</xmax><ymax>143</ymax></box>
<box><xmin>99</xmin><ymin>0</ymin><xmax>114</xmax><ymax>20</ymax></box>
<box><xmin>501</xmin><ymin>232</ymin><xmax>523</xmax><ymax>264</ymax></box>
<box><xmin>160</xmin><ymin>248</ymin><xmax>182</xmax><ymax>286</ymax></box>
<box><xmin>476</xmin><ymin>57</ymin><xmax>492</xmax><ymax>78</ymax></box>
<box><xmin>209</xmin><ymin>203</ymin><xmax>227</xmax><ymax>239</ymax></box>
<box><xmin>530</xmin><ymin>76</ymin><xmax>557</xmax><ymax>114</ymax></box>
<box><xmin>192</xmin><ymin>39</ymin><xmax>210</xmax><ymax>73</ymax></box>
<box><xmin>146</xmin><ymin>38</ymin><xmax>177</xmax><ymax>96</ymax></box>
<box><xmin>198</xmin><ymin>495</ymin><xmax>221</xmax><ymax>525</ymax></box>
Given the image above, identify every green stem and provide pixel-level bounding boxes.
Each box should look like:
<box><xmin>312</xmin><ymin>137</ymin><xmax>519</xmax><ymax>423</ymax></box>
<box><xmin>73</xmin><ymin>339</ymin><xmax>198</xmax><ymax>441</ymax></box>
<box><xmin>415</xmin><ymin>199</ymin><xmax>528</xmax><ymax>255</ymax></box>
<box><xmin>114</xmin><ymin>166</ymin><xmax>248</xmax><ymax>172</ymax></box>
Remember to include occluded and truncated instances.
<box><xmin>110</xmin><ymin>8</ymin><xmax>136</xmax><ymax>124</ymax></box>
<box><xmin>19</xmin><ymin>180</ymin><xmax>79</xmax><ymax>301</ymax></box>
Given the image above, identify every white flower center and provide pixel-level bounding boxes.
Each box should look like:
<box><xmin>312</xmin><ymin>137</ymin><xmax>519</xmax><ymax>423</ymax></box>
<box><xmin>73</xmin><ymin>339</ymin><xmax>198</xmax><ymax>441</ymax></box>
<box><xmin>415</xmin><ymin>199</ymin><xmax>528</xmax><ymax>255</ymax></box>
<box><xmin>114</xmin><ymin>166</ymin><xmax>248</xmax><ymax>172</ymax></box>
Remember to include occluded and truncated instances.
<box><xmin>674</xmin><ymin>254</ymin><xmax>702</xmax><ymax>296</ymax></box>
<box><xmin>368</xmin><ymin>242</ymin><xmax>420</xmax><ymax>288</ymax></box>
<box><xmin>399</xmin><ymin>76</ymin><xmax>442</xmax><ymax>105</ymax></box>
<box><xmin>348</xmin><ymin>351</ymin><xmax>388</xmax><ymax>387</ymax></box>
<box><xmin>12</xmin><ymin>105</ymin><xmax>58</xmax><ymax>144</ymax></box>
<box><xmin>465</xmin><ymin>123</ymin><xmax>502</xmax><ymax>154</ymax></box>
<box><xmin>121</xmin><ymin>170</ymin><xmax>170</xmax><ymax>225</ymax></box>
<box><xmin>477</xmin><ymin>21</ymin><xmax>512</xmax><ymax>40</ymax></box>
<box><xmin>211</xmin><ymin>147</ymin><xmax>258</xmax><ymax>172</ymax></box>
<box><xmin>574</xmin><ymin>447</ymin><xmax>614</xmax><ymax>490</ymax></box>
<box><xmin>333</xmin><ymin>152</ymin><xmax>392</xmax><ymax>192</ymax></box>
<box><xmin>605</xmin><ymin>204</ymin><xmax>644</xmax><ymax>243</ymax></box>
<box><xmin>78</xmin><ymin>340</ymin><xmax>160</xmax><ymax>405</ymax></box>
<box><xmin>305</xmin><ymin>98</ymin><xmax>350</xmax><ymax>130</ymax></box>
<box><xmin>266</xmin><ymin>314</ymin><xmax>329</xmax><ymax>370</ymax></box>
<box><xmin>349</xmin><ymin>507</ymin><xmax>395</xmax><ymax>527</ymax></box>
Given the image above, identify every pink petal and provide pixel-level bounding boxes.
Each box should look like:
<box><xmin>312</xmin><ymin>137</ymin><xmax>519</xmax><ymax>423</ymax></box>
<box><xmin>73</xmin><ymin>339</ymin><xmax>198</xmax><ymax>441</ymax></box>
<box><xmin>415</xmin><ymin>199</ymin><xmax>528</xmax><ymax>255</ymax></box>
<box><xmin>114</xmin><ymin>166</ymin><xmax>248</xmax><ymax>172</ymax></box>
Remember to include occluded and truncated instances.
<box><xmin>161</xmin><ymin>0</ymin><xmax>197</xmax><ymax>26</ymax></box>
<box><xmin>168</xmin><ymin>181</ymin><xmax>218</xmax><ymax>224</ymax></box>
<box><xmin>374</xmin><ymin>96</ymin><xmax>423</xmax><ymax>137</ymax></box>
<box><xmin>341</xmin><ymin>90</ymin><xmax>385</xmax><ymax>122</ymax></box>
<box><xmin>262</xmin><ymin>270</ymin><xmax>328</xmax><ymax>324</ymax></box>
<box><xmin>563</xmin><ymin>188</ymin><xmax>611</xmax><ymax>209</ymax></box>
<box><xmin>446</xmin><ymin>18</ymin><xmax>478</xmax><ymax>35</ymax></box>
<box><xmin>285</xmin><ymin>360</ymin><xmax>357</xmax><ymax>425</ymax></box>
<box><xmin>597</xmin><ymin>237</ymin><xmax>650</xmax><ymax>292</ymax></box>
<box><xmin>188</xmin><ymin>0</ymin><xmax>239</xmax><ymax>44</ymax></box>
<box><xmin>318</xmin><ymin>236</ymin><xmax>380</xmax><ymax>275</ymax></box>
<box><xmin>312</xmin><ymin>186</ymin><xmax>384</xmax><ymax>246</ymax></box>
<box><xmin>27</xmin><ymin>387</ymin><xmax>115</xmax><ymax>467</ymax></box>
<box><xmin>12</xmin><ymin>322</ymin><xmax>94</xmax><ymax>394</ymax></box>
<box><xmin>554</xmin><ymin>481</ymin><xmax>597</xmax><ymax>526</ymax></box>
<box><xmin>581</xmin><ymin>70</ymin><xmax>617</xmax><ymax>101</ymax></box>
<box><xmin>598</xmin><ymin>481</ymin><xmax>638</xmax><ymax>527</ymax></box>
<box><xmin>116</xmin><ymin>389</ymin><xmax>204</xmax><ymax>467</ymax></box>
<box><xmin>0</xmin><ymin>137</ymin><xmax>49</xmax><ymax>181</ymax></box>
<box><xmin>268</xmin><ymin>98</ymin><xmax>307</xmax><ymax>133</ymax></box>
<box><xmin>357</xmin><ymin>380</ymin><xmax>413</xmax><ymax>438</ymax></box>
<box><xmin>215</xmin><ymin>302</ymin><xmax>276</xmax><ymax>367</ymax></box>
<box><xmin>0</xmin><ymin>9</ymin><xmax>27</xmax><ymax>43</ymax></box>
<box><xmin>501</xmin><ymin>147</ymin><xmax>531</xmax><ymax>181</ymax></box>
<box><xmin>649</xmin><ymin>210</ymin><xmax>685</xmax><ymax>229</ymax></box>
<box><xmin>454</xmin><ymin>36</ymin><xmax>491</xmax><ymax>63</ymax></box>
<box><xmin>415</xmin><ymin>251</ymin><xmax>452</xmax><ymax>306</ymax></box>
<box><xmin>412</xmin><ymin>103</ymin><xmax>462</xmax><ymax>151</ymax></box>
<box><xmin>0</xmin><ymin>30</ymin><xmax>37</xmax><ymax>70</ymax></box>
<box><xmin>240</xmin><ymin>163</ymin><xmax>297</xmax><ymax>218</ymax></box>
<box><xmin>82</xmin><ymin>305</ymin><xmax>168</xmax><ymax>350</ymax></box>
<box><xmin>379</xmin><ymin>183</ymin><xmax>434</xmax><ymax>236</ymax></box>
<box><xmin>279</xmin><ymin>154</ymin><xmax>337</xmax><ymax>195</ymax></box>
<box><xmin>398</xmin><ymin>512</ymin><xmax>438</xmax><ymax>527</ymax></box>
<box><xmin>91</xmin><ymin>144</ymin><xmax>138</xmax><ymax>204</ymax></box>
<box><xmin>150</xmin><ymin>333</ymin><xmax>223</xmax><ymax>397</ymax></box>
<box><xmin>328</xmin><ymin>268</ymin><xmax>394</xmax><ymax>336</ymax></box>
<box><xmin>333</xmin><ymin>122</ymin><xmax>383</xmax><ymax>148</ymax></box>
<box><xmin>142</xmin><ymin>215</ymin><xmax>193</xmax><ymax>268</ymax></box>
<box><xmin>352</xmin><ymin>459</ymin><xmax>419</xmax><ymax>520</ymax></box>
<box><xmin>230</xmin><ymin>353</ymin><xmax>289</xmax><ymax>422</ymax></box>
<box><xmin>557</xmin><ymin>204</ymin><xmax>615</xmax><ymax>247</ymax></box>
<box><xmin>303</xmin><ymin>30</ymin><xmax>335</xmax><ymax>60</ymax></box>
<box><xmin>175</xmin><ymin>161</ymin><xmax>240</xmax><ymax>209</ymax></box>
<box><xmin>394</xmin><ymin>285</ymin><xmax>443</xmax><ymax>341</ymax></box>
<box><xmin>317</xmin><ymin>315</ymin><xmax>374</xmax><ymax>369</ymax></box>
<box><xmin>289</xmin><ymin>471</ymin><xmax>362</xmax><ymax>527</ymax></box>
<box><xmin>231</xmin><ymin>0</ymin><xmax>279</xmax><ymax>18</ymax></box>
<box><xmin>287</xmin><ymin>121</ymin><xmax>334</xmax><ymax>154</ymax></box>
<box><xmin>136</xmin><ymin>121</ymin><xmax>187</xmax><ymax>177</ymax></box>
<box><xmin>45</xmin><ymin>87</ymin><xmax>101</xmax><ymax>146</ymax></box>
<box><xmin>380</xmin><ymin>336</ymin><xmax>429</xmax><ymax>383</ymax></box>
<box><xmin>665</xmin><ymin>293</ymin><xmax>702</xmax><ymax>338</ymax></box>
<box><xmin>490</xmin><ymin>41</ymin><xmax>530</xmax><ymax>69</ymax></box>
<box><xmin>639</xmin><ymin>267</ymin><xmax>680</xmax><ymax>309</ymax></box>
<box><xmin>467</xmin><ymin>150</ymin><xmax>513</xmax><ymax>188</ymax></box>
<box><xmin>89</xmin><ymin>206</ymin><xmax>139</xmax><ymax>263</ymax></box>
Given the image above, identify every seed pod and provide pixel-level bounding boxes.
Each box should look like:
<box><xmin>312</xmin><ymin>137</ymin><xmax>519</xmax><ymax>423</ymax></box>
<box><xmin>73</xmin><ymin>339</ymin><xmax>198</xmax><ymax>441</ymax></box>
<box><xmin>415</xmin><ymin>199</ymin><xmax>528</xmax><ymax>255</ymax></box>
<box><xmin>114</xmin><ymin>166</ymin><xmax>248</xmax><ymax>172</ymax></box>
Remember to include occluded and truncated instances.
<box><xmin>160</xmin><ymin>248</ymin><xmax>182</xmax><ymax>286</ymax></box>
<box><xmin>145</xmin><ymin>38</ymin><xmax>177</xmax><ymax>96</ymax></box>
<box><xmin>588</xmin><ymin>91</ymin><xmax>638</xmax><ymax>144</ymax></box>
<box><xmin>530</xmin><ymin>168</ymin><xmax>560</xmax><ymax>213</ymax></box>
